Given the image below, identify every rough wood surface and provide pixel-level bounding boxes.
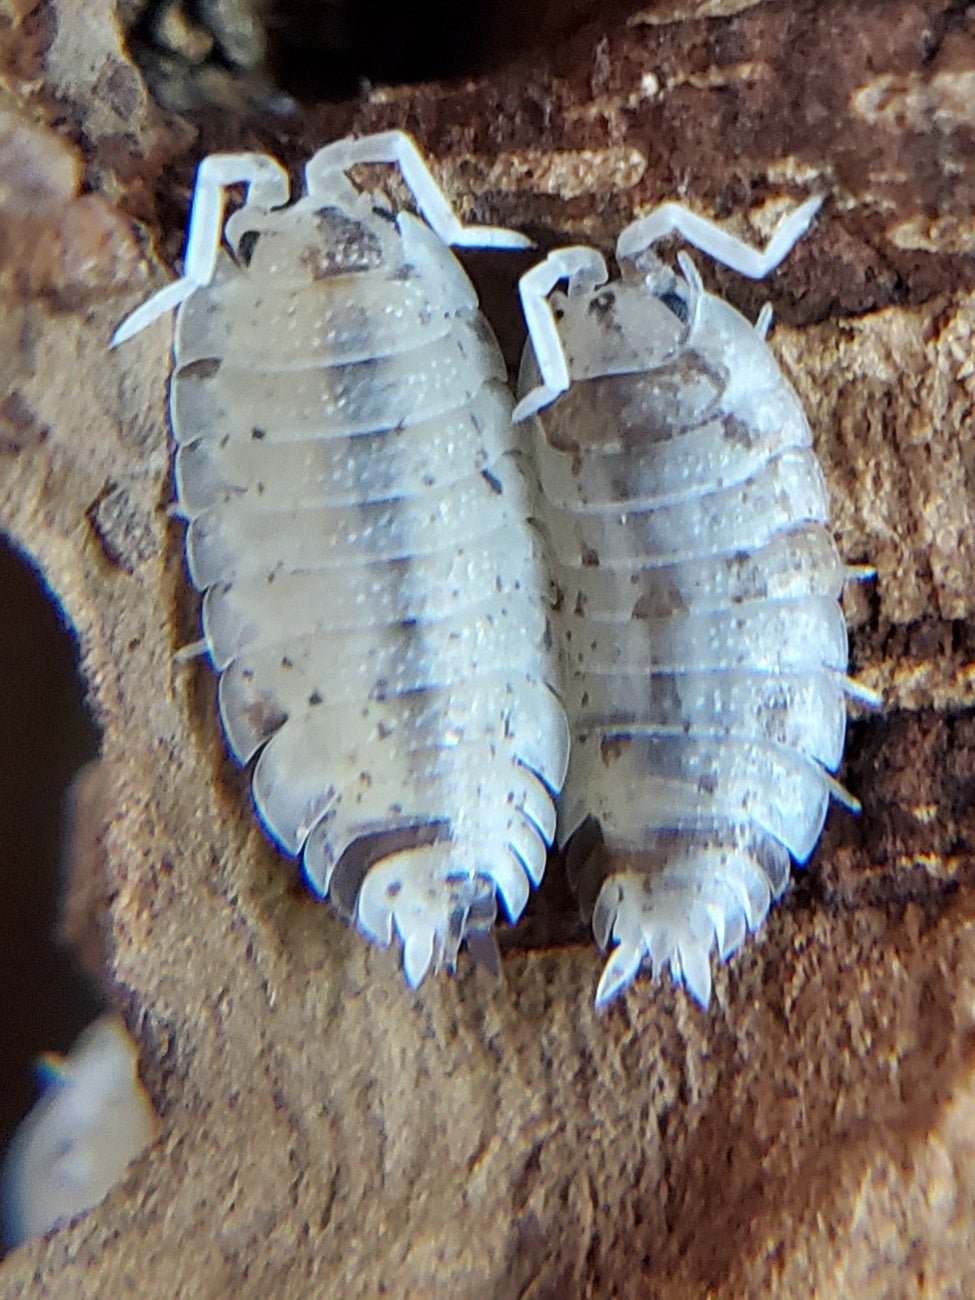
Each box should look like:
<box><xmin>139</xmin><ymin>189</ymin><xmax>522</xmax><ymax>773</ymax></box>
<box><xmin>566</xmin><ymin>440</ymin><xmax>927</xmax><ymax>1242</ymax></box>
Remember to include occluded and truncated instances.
<box><xmin>2</xmin><ymin>0</ymin><xmax>975</xmax><ymax>1295</ymax></box>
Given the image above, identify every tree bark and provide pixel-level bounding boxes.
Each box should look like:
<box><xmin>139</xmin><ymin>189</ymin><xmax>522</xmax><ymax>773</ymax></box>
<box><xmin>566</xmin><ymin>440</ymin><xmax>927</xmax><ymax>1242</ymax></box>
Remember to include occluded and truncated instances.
<box><xmin>2</xmin><ymin>0</ymin><xmax>975</xmax><ymax>1294</ymax></box>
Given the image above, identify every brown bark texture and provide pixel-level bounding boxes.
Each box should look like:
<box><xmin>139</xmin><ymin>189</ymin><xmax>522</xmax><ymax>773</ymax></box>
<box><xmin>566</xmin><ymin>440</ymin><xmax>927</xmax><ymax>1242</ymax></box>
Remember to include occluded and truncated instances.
<box><xmin>2</xmin><ymin>0</ymin><xmax>975</xmax><ymax>1295</ymax></box>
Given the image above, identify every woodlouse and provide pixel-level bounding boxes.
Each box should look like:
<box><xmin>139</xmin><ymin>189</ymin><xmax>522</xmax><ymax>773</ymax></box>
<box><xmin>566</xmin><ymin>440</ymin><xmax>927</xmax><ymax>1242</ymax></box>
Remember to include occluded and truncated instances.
<box><xmin>1</xmin><ymin>1016</ymin><xmax>158</xmax><ymax>1247</ymax></box>
<box><xmin>113</xmin><ymin>132</ymin><xmax>569</xmax><ymax>988</ymax></box>
<box><xmin>515</xmin><ymin>199</ymin><xmax>876</xmax><ymax>1008</ymax></box>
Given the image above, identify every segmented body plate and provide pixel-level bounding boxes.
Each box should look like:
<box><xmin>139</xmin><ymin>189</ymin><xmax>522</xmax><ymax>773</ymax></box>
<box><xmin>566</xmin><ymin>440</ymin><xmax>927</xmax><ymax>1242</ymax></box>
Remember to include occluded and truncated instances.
<box><xmin>523</xmin><ymin>272</ymin><xmax>849</xmax><ymax>1006</ymax></box>
<box><xmin>172</xmin><ymin>194</ymin><xmax>567</xmax><ymax>983</ymax></box>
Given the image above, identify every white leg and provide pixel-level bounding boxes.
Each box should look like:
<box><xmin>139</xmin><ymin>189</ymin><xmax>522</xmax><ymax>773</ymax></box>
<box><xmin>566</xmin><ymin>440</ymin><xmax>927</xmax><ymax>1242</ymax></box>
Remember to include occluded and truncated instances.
<box><xmin>172</xmin><ymin>639</ymin><xmax>208</xmax><ymax>664</ymax></box>
<box><xmin>754</xmin><ymin>302</ymin><xmax>774</xmax><ymax>339</ymax></box>
<box><xmin>845</xmin><ymin>562</ymin><xmax>878</xmax><ymax>582</ymax></box>
<box><xmin>111</xmin><ymin>152</ymin><xmax>290</xmax><ymax>347</ymax></box>
<box><xmin>304</xmin><ymin>129</ymin><xmax>532</xmax><ymax>251</ymax></box>
<box><xmin>513</xmin><ymin>246</ymin><xmax>609</xmax><ymax>422</ymax></box>
<box><xmin>616</xmin><ymin>194</ymin><xmax>824</xmax><ymax>279</ymax></box>
<box><xmin>823</xmin><ymin>770</ymin><xmax>862</xmax><ymax>814</ymax></box>
<box><xmin>827</xmin><ymin>666</ymin><xmax>883</xmax><ymax>708</ymax></box>
<box><xmin>674</xmin><ymin>250</ymin><xmax>705</xmax><ymax>336</ymax></box>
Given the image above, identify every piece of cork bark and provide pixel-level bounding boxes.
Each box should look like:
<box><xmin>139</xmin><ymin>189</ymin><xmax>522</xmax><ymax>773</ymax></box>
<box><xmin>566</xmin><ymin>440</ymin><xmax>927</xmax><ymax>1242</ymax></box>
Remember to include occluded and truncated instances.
<box><xmin>1</xmin><ymin>0</ymin><xmax>974</xmax><ymax>1295</ymax></box>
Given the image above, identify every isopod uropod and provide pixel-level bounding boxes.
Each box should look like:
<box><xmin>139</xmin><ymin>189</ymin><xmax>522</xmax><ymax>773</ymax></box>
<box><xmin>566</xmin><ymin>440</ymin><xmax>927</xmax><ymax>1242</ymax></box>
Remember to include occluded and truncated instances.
<box><xmin>515</xmin><ymin>199</ymin><xmax>876</xmax><ymax>1008</ymax></box>
<box><xmin>113</xmin><ymin>131</ymin><xmax>569</xmax><ymax>988</ymax></box>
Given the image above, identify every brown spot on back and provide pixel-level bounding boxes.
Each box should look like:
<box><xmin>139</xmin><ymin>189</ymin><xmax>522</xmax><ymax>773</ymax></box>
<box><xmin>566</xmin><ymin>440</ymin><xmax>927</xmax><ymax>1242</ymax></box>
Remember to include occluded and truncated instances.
<box><xmin>0</xmin><ymin>390</ymin><xmax>46</xmax><ymax>453</ymax></box>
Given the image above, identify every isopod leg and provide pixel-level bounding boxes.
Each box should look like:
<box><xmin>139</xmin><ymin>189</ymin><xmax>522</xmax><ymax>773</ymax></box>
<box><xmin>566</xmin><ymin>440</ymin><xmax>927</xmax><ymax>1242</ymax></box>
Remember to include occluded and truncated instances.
<box><xmin>616</xmin><ymin>194</ymin><xmax>824</xmax><ymax>279</ymax></box>
<box><xmin>111</xmin><ymin>153</ymin><xmax>290</xmax><ymax>346</ymax></box>
<box><xmin>513</xmin><ymin>247</ymin><xmax>610</xmax><ymax>421</ymax></box>
<box><xmin>826</xmin><ymin>667</ymin><xmax>883</xmax><ymax>708</ymax></box>
<box><xmin>182</xmin><ymin>154</ymin><xmax>291</xmax><ymax>284</ymax></box>
<box><xmin>304</xmin><ymin>129</ymin><xmax>532</xmax><ymax>251</ymax></box>
<box><xmin>754</xmin><ymin>302</ymin><xmax>774</xmax><ymax>339</ymax></box>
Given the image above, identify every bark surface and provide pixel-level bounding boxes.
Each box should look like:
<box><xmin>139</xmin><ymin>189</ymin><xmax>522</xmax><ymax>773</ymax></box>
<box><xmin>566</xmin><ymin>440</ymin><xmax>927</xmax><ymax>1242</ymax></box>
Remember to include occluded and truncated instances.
<box><xmin>2</xmin><ymin>0</ymin><xmax>975</xmax><ymax>1295</ymax></box>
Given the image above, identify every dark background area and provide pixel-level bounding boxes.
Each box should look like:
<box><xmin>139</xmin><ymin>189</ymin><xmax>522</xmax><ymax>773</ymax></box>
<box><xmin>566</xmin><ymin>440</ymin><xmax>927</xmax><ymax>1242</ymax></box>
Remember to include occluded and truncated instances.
<box><xmin>0</xmin><ymin>540</ymin><xmax>103</xmax><ymax>1172</ymax></box>
<box><xmin>122</xmin><ymin>0</ymin><xmax>616</xmax><ymax>111</ymax></box>
<box><xmin>270</xmin><ymin>0</ymin><xmax>506</xmax><ymax>97</ymax></box>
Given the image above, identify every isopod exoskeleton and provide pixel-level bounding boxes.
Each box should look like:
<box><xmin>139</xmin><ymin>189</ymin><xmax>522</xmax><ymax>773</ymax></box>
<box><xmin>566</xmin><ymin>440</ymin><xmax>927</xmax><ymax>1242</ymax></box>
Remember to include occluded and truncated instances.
<box><xmin>515</xmin><ymin>198</ymin><xmax>875</xmax><ymax>1008</ymax></box>
<box><xmin>112</xmin><ymin>132</ymin><xmax>569</xmax><ymax>988</ymax></box>
<box><xmin>0</xmin><ymin>1016</ymin><xmax>158</xmax><ymax>1248</ymax></box>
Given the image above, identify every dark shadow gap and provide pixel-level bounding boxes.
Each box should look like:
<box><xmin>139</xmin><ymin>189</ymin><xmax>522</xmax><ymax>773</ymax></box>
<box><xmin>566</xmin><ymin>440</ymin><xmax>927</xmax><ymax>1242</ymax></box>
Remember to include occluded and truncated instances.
<box><xmin>0</xmin><ymin>538</ymin><xmax>103</xmax><ymax>1179</ymax></box>
<box><xmin>272</xmin><ymin>0</ymin><xmax>505</xmax><ymax>98</ymax></box>
<box><xmin>125</xmin><ymin>0</ymin><xmax>513</xmax><ymax>108</ymax></box>
<box><xmin>122</xmin><ymin>0</ymin><xmax>649</xmax><ymax>108</ymax></box>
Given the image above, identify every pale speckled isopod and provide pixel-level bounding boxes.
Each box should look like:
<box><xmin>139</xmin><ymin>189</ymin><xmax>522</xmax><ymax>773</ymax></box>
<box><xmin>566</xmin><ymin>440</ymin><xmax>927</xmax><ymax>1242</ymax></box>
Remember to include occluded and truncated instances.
<box><xmin>515</xmin><ymin>198</ymin><xmax>878</xmax><ymax>1009</ymax></box>
<box><xmin>1</xmin><ymin>1016</ymin><xmax>159</xmax><ymax>1248</ymax></box>
<box><xmin>112</xmin><ymin>131</ymin><xmax>569</xmax><ymax>989</ymax></box>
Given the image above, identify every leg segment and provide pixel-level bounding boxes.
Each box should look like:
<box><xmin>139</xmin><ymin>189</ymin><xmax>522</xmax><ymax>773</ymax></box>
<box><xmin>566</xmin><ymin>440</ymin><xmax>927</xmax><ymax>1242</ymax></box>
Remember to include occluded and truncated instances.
<box><xmin>111</xmin><ymin>153</ymin><xmax>290</xmax><ymax>347</ymax></box>
<box><xmin>675</xmin><ymin>250</ymin><xmax>705</xmax><ymax>336</ymax></box>
<box><xmin>304</xmin><ymin>130</ymin><xmax>532</xmax><ymax>251</ymax></box>
<box><xmin>513</xmin><ymin>246</ymin><xmax>609</xmax><ymax>422</ymax></box>
<box><xmin>754</xmin><ymin>302</ymin><xmax>774</xmax><ymax>339</ymax></box>
<box><xmin>616</xmin><ymin>194</ymin><xmax>823</xmax><ymax>279</ymax></box>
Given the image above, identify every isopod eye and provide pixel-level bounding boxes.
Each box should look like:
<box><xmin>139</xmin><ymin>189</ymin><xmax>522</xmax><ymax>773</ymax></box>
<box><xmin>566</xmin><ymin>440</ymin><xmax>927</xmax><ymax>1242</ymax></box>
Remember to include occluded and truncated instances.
<box><xmin>658</xmin><ymin>290</ymin><xmax>689</xmax><ymax>324</ymax></box>
<box><xmin>369</xmin><ymin>202</ymin><xmax>398</xmax><ymax>226</ymax></box>
<box><xmin>236</xmin><ymin>230</ymin><xmax>261</xmax><ymax>266</ymax></box>
<box><xmin>587</xmin><ymin>290</ymin><xmax>616</xmax><ymax>320</ymax></box>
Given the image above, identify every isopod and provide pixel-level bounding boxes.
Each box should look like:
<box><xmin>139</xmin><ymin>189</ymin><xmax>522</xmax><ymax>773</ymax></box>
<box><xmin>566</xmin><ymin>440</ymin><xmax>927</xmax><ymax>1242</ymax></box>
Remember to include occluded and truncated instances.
<box><xmin>515</xmin><ymin>198</ymin><xmax>876</xmax><ymax>1008</ymax></box>
<box><xmin>1</xmin><ymin>1016</ymin><xmax>158</xmax><ymax>1247</ymax></box>
<box><xmin>112</xmin><ymin>132</ymin><xmax>569</xmax><ymax>988</ymax></box>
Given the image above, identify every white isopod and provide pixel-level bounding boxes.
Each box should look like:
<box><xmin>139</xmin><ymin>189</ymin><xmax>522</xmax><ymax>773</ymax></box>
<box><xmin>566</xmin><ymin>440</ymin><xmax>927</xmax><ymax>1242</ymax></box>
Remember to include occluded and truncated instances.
<box><xmin>113</xmin><ymin>131</ymin><xmax>569</xmax><ymax>988</ymax></box>
<box><xmin>515</xmin><ymin>198</ymin><xmax>876</xmax><ymax>1009</ymax></box>
<box><xmin>1</xmin><ymin>1016</ymin><xmax>159</xmax><ymax>1248</ymax></box>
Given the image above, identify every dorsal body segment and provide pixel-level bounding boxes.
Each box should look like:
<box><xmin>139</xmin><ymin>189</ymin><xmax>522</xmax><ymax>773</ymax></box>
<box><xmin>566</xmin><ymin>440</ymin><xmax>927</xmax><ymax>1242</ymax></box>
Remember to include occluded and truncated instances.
<box><xmin>114</xmin><ymin>132</ymin><xmax>568</xmax><ymax>988</ymax></box>
<box><xmin>516</xmin><ymin>198</ymin><xmax>873</xmax><ymax>1008</ymax></box>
